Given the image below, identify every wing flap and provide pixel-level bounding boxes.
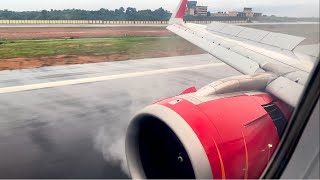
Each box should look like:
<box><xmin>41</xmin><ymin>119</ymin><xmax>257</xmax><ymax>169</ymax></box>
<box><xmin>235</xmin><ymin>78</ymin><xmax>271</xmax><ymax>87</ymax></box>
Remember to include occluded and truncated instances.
<box><xmin>207</xmin><ymin>22</ymin><xmax>226</xmax><ymax>32</ymax></box>
<box><xmin>260</xmin><ymin>32</ymin><xmax>305</xmax><ymax>51</ymax></box>
<box><xmin>237</xmin><ymin>28</ymin><xmax>270</xmax><ymax>42</ymax></box>
<box><xmin>168</xmin><ymin>25</ymin><xmax>262</xmax><ymax>75</ymax></box>
<box><xmin>219</xmin><ymin>24</ymin><xmax>246</xmax><ymax>36</ymax></box>
<box><xmin>266</xmin><ymin>77</ymin><xmax>304</xmax><ymax>107</ymax></box>
<box><xmin>205</xmin><ymin>22</ymin><xmax>305</xmax><ymax>51</ymax></box>
<box><xmin>168</xmin><ymin>22</ymin><xmax>313</xmax><ymax>73</ymax></box>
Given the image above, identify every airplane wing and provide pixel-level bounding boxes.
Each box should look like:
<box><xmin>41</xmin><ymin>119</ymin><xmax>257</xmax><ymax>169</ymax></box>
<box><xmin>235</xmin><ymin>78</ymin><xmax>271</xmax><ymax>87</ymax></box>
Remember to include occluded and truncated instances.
<box><xmin>167</xmin><ymin>0</ymin><xmax>319</xmax><ymax>107</ymax></box>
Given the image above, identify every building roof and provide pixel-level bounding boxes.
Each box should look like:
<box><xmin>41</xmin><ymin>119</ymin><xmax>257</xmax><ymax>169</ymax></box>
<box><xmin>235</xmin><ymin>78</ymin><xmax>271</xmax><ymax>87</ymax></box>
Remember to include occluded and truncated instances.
<box><xmin>187</xmin><ymin>1</ymin><xmax>197</xmax><ymax>8</ymax></box>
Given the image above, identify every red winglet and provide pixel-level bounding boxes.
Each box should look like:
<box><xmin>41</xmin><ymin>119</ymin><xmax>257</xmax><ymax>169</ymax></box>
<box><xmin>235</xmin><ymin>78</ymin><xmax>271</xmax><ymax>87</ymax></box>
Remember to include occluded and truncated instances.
<box><xmin>174</xmin><ymin>0</ymin><xmax>188</xmax><ymax>19</ymax></box>
<box><xmin>169</xmin><ymin>0</ymin><xmax>187</xmax><ymax>24</ymax></box>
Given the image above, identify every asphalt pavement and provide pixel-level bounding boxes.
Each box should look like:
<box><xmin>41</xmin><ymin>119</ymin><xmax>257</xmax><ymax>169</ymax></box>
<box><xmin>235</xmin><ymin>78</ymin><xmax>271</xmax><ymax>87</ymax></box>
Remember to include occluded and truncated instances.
<box><xmin>0</xmin><ymin>54</ymin><xmax>240</xmax><ymax>178</ymax></box>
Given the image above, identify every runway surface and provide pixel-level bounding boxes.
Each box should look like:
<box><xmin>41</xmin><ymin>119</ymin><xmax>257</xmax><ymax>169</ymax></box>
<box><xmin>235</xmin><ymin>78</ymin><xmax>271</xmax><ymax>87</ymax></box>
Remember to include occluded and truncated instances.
<box><xmin>0</xmin><ymin>54</ymin><xmax>241</xmax><ymax>178</ymax></box>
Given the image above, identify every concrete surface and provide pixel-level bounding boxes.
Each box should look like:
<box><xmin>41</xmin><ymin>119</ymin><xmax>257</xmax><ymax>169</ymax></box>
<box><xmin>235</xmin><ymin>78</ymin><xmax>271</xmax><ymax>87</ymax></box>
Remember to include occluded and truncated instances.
<box><xmin>0</xmin><ymin>54</ymin><xmax>241</xmax><ymax>178</ymax></box>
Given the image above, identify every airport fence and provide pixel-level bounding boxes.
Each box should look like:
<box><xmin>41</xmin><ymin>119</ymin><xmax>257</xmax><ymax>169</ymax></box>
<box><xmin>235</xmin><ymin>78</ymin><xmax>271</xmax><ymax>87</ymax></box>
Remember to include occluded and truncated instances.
<box><xmin>0</xmin><ymin>20</ymin><xmax>247</xmax><ymax>25</ymax></box>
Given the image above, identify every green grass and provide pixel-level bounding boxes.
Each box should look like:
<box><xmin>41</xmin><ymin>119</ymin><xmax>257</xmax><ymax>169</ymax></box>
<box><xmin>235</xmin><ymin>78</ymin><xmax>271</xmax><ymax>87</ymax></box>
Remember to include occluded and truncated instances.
<box><xmin>0</xmin><ymin>36</ymin><xmax>190</xmax><ymax>59</ymax></box>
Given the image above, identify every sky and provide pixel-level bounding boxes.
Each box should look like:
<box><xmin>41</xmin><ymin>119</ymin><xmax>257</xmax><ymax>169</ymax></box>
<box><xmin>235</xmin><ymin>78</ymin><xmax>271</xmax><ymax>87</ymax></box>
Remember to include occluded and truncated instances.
<box><xmin>0</xmin><ymin>0</ymin><xmax>319</xmax><ymax>17</ymax></box>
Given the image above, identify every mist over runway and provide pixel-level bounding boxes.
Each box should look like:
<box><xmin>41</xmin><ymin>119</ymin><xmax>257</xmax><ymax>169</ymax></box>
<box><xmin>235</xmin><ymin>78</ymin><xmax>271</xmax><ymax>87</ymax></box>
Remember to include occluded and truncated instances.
<box><xmin>0</xmin><ymin>54</ymin><xmax>241</xmax><ymax>178</ymax></box>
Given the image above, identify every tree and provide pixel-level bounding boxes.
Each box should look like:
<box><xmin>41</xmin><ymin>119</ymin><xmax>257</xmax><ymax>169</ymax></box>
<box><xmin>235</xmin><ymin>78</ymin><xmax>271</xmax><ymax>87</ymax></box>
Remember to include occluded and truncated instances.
<box><xmin>119</xmin><ymin>7</ymin><xmax>125</xmax><ymax>13</ymax></box>
<box><xmin>40</xmin><ymin>10</ymin><xmax>49</xmax><ymax>20</ymax></box>
<box><xmin>125</xmin><ymin>7</ymin><xmax>137</xmax><ymax>20</ymax></box>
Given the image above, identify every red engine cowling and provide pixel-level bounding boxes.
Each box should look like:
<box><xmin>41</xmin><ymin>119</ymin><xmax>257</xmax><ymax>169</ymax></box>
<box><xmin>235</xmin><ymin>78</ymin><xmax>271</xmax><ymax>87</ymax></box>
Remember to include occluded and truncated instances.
<box><xmin>126</xmin><ymin>92</ymin><xmax>292</xmax><ymax>179</ymax></box>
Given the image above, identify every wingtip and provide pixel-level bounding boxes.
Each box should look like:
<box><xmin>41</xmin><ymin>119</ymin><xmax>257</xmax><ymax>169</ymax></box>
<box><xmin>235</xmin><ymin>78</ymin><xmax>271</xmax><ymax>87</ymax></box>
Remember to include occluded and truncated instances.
<box><xmin>169</xmin><ymin>0</ymin><xmax>187</xmax><ymax>24</ymax></box>
<box><xmin>174</xmin><ymin>0</ymin><xmax>188</xmax><ymax>19</ymax></box>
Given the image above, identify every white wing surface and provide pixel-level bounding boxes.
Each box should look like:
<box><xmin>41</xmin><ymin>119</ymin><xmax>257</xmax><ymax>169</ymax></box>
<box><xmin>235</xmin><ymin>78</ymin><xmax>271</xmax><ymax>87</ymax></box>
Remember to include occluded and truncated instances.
<box><xmin>168</xmin><ymin>0</ymin><xmax>319</xmax><ymax>107</ymax></box>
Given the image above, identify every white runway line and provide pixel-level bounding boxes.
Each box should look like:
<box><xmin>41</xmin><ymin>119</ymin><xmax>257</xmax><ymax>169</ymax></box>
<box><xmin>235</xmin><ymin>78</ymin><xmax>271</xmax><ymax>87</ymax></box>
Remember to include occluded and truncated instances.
<box><xmin>0</xmin><ymin>63</ymin><xmax>225</xmax><ymax>94</ymax></box>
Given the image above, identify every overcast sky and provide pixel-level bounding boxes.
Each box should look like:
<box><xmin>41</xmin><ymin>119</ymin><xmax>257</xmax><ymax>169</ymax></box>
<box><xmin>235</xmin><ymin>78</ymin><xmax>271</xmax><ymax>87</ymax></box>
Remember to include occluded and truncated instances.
<box><xmin>0</xmin><ymin>0</ymin><xmax>319</xmax><ymax>17</ymax></box>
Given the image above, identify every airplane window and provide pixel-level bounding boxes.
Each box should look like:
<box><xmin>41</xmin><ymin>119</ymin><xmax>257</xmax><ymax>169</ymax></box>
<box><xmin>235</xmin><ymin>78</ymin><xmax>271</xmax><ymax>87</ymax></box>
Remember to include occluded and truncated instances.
<box><xmin>0</xmin><ymin>0</ymin><xmax>319</xmax><ymax>179</ymax></box>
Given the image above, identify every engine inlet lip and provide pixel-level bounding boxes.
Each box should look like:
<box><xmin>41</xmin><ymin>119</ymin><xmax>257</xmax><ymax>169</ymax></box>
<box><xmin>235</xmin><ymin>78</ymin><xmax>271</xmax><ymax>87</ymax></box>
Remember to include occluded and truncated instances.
<box><xmin>125</xmin><ymin>104</ymin><xmax>213</xmax><ymax>179</ymax></box>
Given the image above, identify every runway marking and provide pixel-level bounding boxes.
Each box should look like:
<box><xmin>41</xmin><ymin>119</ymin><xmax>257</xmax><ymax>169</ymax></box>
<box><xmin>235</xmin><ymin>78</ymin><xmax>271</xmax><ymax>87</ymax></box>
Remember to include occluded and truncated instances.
<box><xmin>0</xmin><ymin>63</ymin><xmax>225</xmax><ymax>94</ymax></box>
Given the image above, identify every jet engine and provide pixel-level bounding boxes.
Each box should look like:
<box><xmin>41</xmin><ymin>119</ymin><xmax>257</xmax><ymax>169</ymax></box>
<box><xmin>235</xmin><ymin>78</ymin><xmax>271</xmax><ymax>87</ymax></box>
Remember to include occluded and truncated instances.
<box><xmin>126</xmin><ymin>74</ymin><xmax>293</xmax><ymax>179</ymax></box>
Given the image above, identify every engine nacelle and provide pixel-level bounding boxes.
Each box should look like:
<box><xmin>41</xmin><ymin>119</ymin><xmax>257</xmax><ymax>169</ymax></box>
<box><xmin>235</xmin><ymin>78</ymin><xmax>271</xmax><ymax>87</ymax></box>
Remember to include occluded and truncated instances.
<box><xmin>126</xmin><ymin>90</ymin><xmax>292</xmax><ymax>179</ymax></box>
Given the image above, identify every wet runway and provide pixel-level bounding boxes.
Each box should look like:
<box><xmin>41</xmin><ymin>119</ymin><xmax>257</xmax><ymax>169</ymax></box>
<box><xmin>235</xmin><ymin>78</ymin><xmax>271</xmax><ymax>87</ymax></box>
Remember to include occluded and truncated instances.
<box><xmin>0</xmin><ymin>54</ymin><xmax>241</xmax><ymax>178</ymax></box>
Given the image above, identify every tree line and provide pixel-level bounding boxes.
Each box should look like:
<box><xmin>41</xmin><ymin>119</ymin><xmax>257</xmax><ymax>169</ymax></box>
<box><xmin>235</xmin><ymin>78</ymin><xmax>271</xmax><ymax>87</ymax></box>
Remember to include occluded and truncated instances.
<box><xmin>0</xmin><ymin>7</ymin><xmax>251</xmax><ymax>21</ymax></box>
<box><xmin>1</xmin><ymin>7</ymin><xmax>316</xmax><ymax>22</ymax></box>
<box><xmin>0</xmin><ymin>7</ymin><xmax>172</xmax><ymax>20</ymax></box>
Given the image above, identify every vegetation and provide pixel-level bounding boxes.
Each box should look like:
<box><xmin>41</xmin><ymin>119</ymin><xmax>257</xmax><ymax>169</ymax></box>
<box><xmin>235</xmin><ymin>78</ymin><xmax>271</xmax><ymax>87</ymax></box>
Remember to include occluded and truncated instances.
<box><xmin>0</xmin><ymin>36</ymin><xmax>205</xmax><ymax>70</ymax></box>
<box><xmin>1</xmin><ymin>8</ymin><xmax>317</xmax><ymax>22</ymax></box>
<box><xmin>0</xmin><ymin>36</ymin><xmax>200</xmax><ymax>59</ymax></box>
<box><xmin>0</xmin><ymin>8</ymin><xmax>172</xmax><ymax>21</ymax></box>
